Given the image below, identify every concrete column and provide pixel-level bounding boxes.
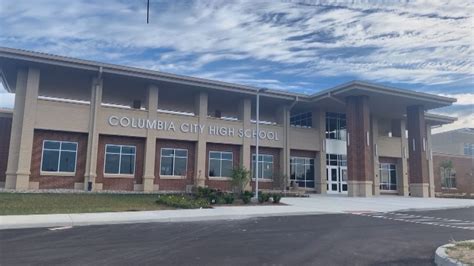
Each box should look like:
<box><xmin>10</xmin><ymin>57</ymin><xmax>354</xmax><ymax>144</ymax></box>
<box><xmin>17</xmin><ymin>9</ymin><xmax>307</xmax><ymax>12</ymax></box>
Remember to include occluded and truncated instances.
<box><xmin>142</xmin><ymin>85</ymin><xmax>159</xmax><ymax>192</ymax></box>
<box><xmin>279</xmin><ymin>105</ymin><xmax>290</xmax><ymax>178</ymax></box>
<box><xmin>194</xmin><ymin>92</ymin><xmax>208</xmax><ymax>187</ymax></box>
<box><xmin>314</xmin><ymin>109</ymin><xmax>327</xmax><ymax>194</ymax></box>
<box><xmin>239</xmin><ymin>98</ymin><xmax>252</xmax><ymax>190</ymax></box>
<box><xmin>346</xmin><ymin>95</ymin><xmax>373</xmax><ymax>197</ymax></box>
<box><xmin>407</xmin><ymin>105</ymin><xmax>430</xmax><ymax>197</ymax></box>
<box><xmin>5</xmin><ymin>68</ymin><xmax>40</xmax><ymax>190</ymax></box>
<box><xmin>426</xmin><ymin>125</ymin><xmax>435</xmax><ymax>197</ymax></box>
<box><xmin>371</xmin><ymin>116</ymin><xmax>380</xmax><ymax>196</ymax></box>
<box><xmin>84</xmin><ymin>78</ymin><xmax>102</xmax><ymax>191</ymax></box>
<box><xmin>399</xmin><ymin>119</ymin><xmax>409</xmax><ymax>196</ymax></box>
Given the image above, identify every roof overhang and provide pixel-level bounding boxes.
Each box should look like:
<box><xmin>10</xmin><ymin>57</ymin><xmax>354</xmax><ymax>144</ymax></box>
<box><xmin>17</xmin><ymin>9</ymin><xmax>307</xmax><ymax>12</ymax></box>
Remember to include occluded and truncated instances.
<box><xmin>0</xmin><ymin>47</ymin><xmax>300</xmax><ymax>101</ymax></box>
<box><xmin>0</xmin><ymin>47</ymin><xmax>457</xmax><ymax>112</ymax></box>
<box><xmin>425</xmin><ymin>112</ymin><xmax>457</xmax><ymax>126</ymax></box>
<box><xmin>310</xmin><ymin>81</ymin><xmax>456</xmax><ymax>110</ymax></box>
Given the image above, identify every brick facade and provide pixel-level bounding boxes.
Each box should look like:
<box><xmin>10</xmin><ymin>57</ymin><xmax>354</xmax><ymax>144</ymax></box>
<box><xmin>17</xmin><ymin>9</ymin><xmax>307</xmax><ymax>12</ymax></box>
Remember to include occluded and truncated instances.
<box><xmin>30</xmin><ymin>130</ymin><xmax>88</xmax><ymax>189</ymax></box>
<box><xmin>346</xmin><ymin>95</ymin><xmax>373</xmax><ymax>182</ymax></box>
<box><xmin>407</xmin><ymin>105</ymin><xmax>429</xmax><ymax>184</ymax></box>
<box><xmin>250</xmin><ymin>146</ymin><xmax>280</xmax><ymax>190</ymax></box>
<box><xmin>433</xmin><ymin>153</ymin><xmax>473</xmax><ymax>195</ymax></box>
<box><xmin>0</xmin><ymin>116</ymin><xmax>12</xmax><ymax>184</ymax></box>
<box><xmin>205</xmin><ymin>143</ymin><xmax>241</xmax><ymax>191</ymax></box>
<box><xmin>154</xmin><ymin>139</ymin><xmax>195</xmax><ymax>191</ymax></box>
<box><xmin>96</xmin><ymin>135</ymin><xmax>145</xmax><ymax>191</ymax></box>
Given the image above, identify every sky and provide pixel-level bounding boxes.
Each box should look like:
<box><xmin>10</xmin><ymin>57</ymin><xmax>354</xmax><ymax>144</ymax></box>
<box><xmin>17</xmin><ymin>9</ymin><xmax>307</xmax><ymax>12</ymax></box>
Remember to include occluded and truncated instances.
<box><xmin>0</xmin><ymin>0</ymin><xmax>472</xmax><ymax>132</ymax></box>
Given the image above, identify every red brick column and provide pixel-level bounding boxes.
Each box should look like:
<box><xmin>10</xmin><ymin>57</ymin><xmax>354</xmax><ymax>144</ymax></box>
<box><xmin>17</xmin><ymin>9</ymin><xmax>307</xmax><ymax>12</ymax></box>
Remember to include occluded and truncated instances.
<box><xmin>407</xmin><ymin>105</ymin><xmax>430</xmax><ymax>197</ymax></box>
<box><xmin>346</xmin><ymin>95</ymin><xmax>373</xmax><ymax>197</ymax></box>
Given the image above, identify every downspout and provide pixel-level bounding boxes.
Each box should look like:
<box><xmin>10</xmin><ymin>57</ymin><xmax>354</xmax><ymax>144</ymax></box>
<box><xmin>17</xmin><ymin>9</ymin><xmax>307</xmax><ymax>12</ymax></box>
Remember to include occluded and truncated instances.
<box><xmin>327</xmin><ymin>92</ymin><xmax>345</xmax><ymax>105</ymax></box>
<box><xmin>98</xmin><ymin>66</ymin><xmax>103</xmax><ymax>79</ymax></box>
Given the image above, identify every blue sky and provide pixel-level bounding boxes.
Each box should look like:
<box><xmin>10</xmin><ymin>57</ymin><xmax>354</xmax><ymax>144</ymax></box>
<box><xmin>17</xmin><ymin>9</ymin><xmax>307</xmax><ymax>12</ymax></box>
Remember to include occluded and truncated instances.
<box><xmin>0</xmin><ymin>0</ymin><xmax>472</xmax><ymax>132</ymax></box>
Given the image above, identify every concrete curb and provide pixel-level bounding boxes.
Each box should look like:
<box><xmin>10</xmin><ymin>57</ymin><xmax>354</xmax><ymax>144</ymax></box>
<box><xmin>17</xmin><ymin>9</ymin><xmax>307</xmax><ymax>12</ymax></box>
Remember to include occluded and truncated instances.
<box><xmin>435</xmin><ymin>240</ymin><xmax>473</xmax><ymax>266</ymax></box>
<box><xmin>0</xmin><ymin>208</ymin><xmax>328</xmax><ymax>230</ymax></box>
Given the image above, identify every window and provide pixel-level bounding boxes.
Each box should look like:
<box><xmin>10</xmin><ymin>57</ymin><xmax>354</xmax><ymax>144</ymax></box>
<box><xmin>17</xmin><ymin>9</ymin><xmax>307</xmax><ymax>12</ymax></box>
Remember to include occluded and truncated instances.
<box><xmin>464</xmin><ymin>143</ymin><xmax>474</xmax><ymax>157</ymax></box>
<box><xmin>441</xmin><ymin>167</ymin><xmax>456</xmax><ymax>189</ymax></box>
<box><xmin>379</xmin><ymin>163</ymin><xmax>397</xmax><ymax>191</ymax></box>
<box><xmin>160</xmin><ymin>148</ymin><xmax>188</xmax><ymax>176</ymax></box>
<box><xmin>326</xmin><ymin>154</ymin><xmax>347</xmax><ymax>166</ymax></box>
<box><xmin>252</xmin><ymin>154</ymin><xmax>273</xmax><ymax>179</ymax></box>
<box><xmin>104</xmin><ymin>144</ymin><xmax>136</xmax><ymax>175</ymax></box>
<box><xmin>326</xmin><ymin>112</ymin><xmax>346</xmax><ymax>140</ymax></box>
<box><xmin>290</xmin><ymin>112</ymin><xmax>312</xmax><ymax>128</ymax></box>
<box><xmin>209</xmin><ymin>151</ymin><xmax>233</xmax><ymax>177</ymax></box>
<box><xmin>290</xmin><ymin>157</ymin><xmax>315</xmax><ymax>188</ymax></box>
<box><xmin>41</xmin><ymin>140</ymin><xmax>78</xmax><ymax>173</ymax></box>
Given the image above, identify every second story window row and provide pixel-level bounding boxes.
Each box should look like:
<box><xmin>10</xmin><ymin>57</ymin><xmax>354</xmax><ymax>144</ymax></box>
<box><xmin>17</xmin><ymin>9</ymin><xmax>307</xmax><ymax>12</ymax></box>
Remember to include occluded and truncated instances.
<box><xmin>290</xmin><ymin>112</ymin><xmax>312</xmax><ymax>128</ymax></box>
<box><xmin>326</xmin><ymin>112</ymin><xmax>346</xmax><ymax>140</ymax></box>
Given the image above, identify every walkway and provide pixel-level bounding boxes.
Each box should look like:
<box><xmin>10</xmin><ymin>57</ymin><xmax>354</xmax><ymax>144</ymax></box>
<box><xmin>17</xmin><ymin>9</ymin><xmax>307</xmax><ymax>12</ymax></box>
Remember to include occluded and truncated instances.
<box><xmin>1</xmin><ymin>195</ymin><xmax>473</xmax><ymax>230</ymax></box>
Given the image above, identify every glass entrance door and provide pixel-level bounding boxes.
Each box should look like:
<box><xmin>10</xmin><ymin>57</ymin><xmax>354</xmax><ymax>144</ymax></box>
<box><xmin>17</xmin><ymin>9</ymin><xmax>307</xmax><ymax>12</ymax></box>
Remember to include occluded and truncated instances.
<box><xmin>326</xmin><ymin>166</ymin><xmax>348</xmax><ymax>194</ymax></box>
<box><xmin>340</xmin><ymin>167</ymin><xmax>348</xmax><ymax>193</ymax></box>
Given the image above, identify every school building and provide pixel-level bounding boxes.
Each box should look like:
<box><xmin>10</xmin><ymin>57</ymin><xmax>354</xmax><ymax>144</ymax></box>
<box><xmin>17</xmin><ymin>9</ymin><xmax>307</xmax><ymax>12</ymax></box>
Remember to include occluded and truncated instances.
<box><xmin>0</xmin><ymin>47</ymin><xmax>460</xmax><ymax>197</ymax></box>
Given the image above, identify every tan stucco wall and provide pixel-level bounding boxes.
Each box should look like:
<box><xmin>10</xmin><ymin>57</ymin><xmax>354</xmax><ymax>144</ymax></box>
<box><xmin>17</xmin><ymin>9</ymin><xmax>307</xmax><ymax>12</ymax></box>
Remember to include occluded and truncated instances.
<box><xmin>378</xmin><ymin>137</ymin><xmax>402</xmax><ymax>158</ymax></box>
<box><xmin>35</xmin><ymin>99</ymin><xmax>90</xmax><ymax>133</ymax></box>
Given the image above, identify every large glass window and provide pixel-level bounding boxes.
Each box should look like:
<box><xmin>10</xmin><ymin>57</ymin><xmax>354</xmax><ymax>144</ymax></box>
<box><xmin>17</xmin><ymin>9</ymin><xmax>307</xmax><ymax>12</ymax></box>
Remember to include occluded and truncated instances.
<box><xmin>326</xmin><ymin>154</ymin><xmax>347</xmax><ymax>166</ymax></box>
<box><xmin>441</xmin><ymin>167</ymin><xmax>456</xmax><ymax>189</ymax></box>
<box><xmin>290</xmin><ymin>157</ymin><xmax>315</xmax><ymax>188</ymax></box>
<box><xmin>41</xmin><ymin>140</ymin><xmax>78</xmax><ymax>173</ymax></box>
<box><xmin>209</xmin><ymin>151</ymin><xmax>233</xmax><ymax>177</ymax></box>
<box><xmin>105</xmin><ymin>144</ymin><xmax>136</xmax><ymax>175</ymax></box>
<box><xmin>160</xmin><ymin>148</ymin><xmax>188</xmax><ymax>176</ymax></box>
<box><xmin>464</xmin><ymin>143</ymin><xmax>474</xmax><ymax>157</ymax></box>
<box><xmin>290</xmin><ymin>112</ymin><xmax>312</xmax><ymax>128</ymax></box>
<box><xmin>326</xmin><ymin>112</ymin><xmax>346</xmax><ymax>140</ymax></box>
<box><xmin>252</xmin><ymin>154</ymin><xmax>273</xmax><ymax>179</ymax></box>
<box><xmin>379</xmin><ymin>163</ymin><xmax>397</xmax><ymax>191</ymax></box>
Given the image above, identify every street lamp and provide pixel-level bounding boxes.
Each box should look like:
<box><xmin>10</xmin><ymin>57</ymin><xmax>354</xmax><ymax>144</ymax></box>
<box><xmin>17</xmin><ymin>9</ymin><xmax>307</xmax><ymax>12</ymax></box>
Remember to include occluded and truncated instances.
<box><xmin>255</xmin><ymin>88</ymin><xmax>268</xmax><ymax>201</ymax></box>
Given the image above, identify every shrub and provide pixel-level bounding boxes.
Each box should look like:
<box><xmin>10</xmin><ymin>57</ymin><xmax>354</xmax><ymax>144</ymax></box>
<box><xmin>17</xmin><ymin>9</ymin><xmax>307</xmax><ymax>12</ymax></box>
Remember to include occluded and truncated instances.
<box><xmin>223</xmin><ymin>193</ymin><xmax>235</xmax><ymax>204</ymax></box>
<box><xmin>272</xmin><ymin>193</ymin><xmax>282</xmax><ymax>203</ymax></box>
<box><xmin>195</xmin><ymin>187</ymin><xmax>235</xmax><ymax>205</ymax></box>
<box><xmin>258</xmin><ymin>192</ymin><xmax>270</xmax><ymax>203</ymax></box>
<box><xmin>195</xmin><ymin>187</ymin><xmax>214</xmax><ymax>199</ymax></box>
<box><xmin>241</xmin><ymin>191</ymin><xmax>254</xmax><ymax>204</ymax></box>
<box><xmin>156</xmin><ymin>194</ymin><xmax>210</xmax><ymax>209</ymax></box>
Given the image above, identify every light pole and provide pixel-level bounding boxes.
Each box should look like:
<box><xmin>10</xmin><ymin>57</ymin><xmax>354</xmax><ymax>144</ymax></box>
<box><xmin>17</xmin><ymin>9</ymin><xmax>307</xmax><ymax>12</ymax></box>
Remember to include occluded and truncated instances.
<box><xmin>255</xmin><ymin>88</ymin><xmax>267</xmax><ymax>200</ymax></box>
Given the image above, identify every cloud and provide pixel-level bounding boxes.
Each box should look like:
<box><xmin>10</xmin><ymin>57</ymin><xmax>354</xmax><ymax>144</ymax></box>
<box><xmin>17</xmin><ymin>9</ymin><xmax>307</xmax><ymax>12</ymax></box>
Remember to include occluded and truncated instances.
<box><xmin>0</xmin><ymin>82</ymin><xmax>14</xmax><ymax>109</ymax></box>
<box><xmin>0</xmin><ymin>0</ymin><xmax>472</xmax><ymax>129</ymax></box>
<box><xmin>1</xmin><ymin>1</ymin><xmax>472</xmax><ymax>85</ymax></box>
<box><xmin>432</xmin><ymin>104</ymin><xmax>474</xmax><ymax>133</ymax></box>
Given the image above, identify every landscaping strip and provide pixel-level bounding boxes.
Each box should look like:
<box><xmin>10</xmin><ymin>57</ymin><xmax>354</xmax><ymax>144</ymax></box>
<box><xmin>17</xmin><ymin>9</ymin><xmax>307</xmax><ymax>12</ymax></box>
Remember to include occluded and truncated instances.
<box><xmin>0</xmin><ymin>193</ymin><xmax>170</xmax><ymax>215</ymax></box>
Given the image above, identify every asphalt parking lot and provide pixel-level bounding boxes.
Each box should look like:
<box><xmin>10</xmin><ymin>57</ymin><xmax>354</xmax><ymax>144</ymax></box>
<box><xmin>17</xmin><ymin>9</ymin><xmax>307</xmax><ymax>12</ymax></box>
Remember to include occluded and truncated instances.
<box><xmin>1</xmin><ymin>207</ymin><xmax>473</xmax><ymax>266</ymax></box>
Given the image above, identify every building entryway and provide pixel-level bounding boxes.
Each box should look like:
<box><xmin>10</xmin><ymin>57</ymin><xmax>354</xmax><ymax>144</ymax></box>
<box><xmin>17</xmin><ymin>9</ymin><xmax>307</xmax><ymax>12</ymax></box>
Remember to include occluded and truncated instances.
<box><xmin>326</xmin><ymin>154</ymin><xmax>348</xmax><ymax>194</ymax></box>
<box><xmin>326</xmin><ymin>165</ymin><xmax>348</xmax><ymax>194</ymax></box>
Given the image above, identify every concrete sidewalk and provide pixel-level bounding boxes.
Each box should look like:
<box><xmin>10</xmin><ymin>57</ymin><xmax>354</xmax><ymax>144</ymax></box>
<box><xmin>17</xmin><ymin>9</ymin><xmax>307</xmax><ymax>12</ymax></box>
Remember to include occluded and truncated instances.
<box><xmin>1</xmin><ymin>195</ymin><xmax>473</xmax><ymax>230</ymax></box>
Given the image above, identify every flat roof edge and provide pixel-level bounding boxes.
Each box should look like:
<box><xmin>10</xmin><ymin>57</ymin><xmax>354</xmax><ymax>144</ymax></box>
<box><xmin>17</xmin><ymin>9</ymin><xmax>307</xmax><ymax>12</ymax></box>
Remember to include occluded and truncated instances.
<box><xmin>327</xmin><ymin>81</ymin><xmax>456</xmax><ymax>104</ymax></box>
<box><xmin>0</xmin><ymin>47</ymin><xmax>301</xmax><ymax>100</ymax></box>
<box><xmin>0</xmin><ymin>47</ymin><xmax>457</xmax><ymax>106</ymax></box>
<box><xmin>425</xmin><ymin>112</ymin><xmax>457</xmax><ymax>125</ymax></box>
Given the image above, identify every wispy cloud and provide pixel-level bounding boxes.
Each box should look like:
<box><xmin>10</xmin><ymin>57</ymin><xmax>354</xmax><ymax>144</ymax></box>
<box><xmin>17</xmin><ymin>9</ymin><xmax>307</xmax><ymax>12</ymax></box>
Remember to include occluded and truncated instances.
<box><xmin>0</xmin><ymin>0</ymin><xmax>472</xmax><ymax>129</ymax></box>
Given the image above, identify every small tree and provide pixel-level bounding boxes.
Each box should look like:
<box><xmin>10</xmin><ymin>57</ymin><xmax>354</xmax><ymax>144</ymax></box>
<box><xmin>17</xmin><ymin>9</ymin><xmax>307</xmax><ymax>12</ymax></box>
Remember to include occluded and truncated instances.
<box><xmin>440</xmin><ymin>160</ymin><xmax>455</xmax><ymax>189</ymax></box>
<box><xmin>231</xmin><ymin>165</ymin><xmax>250</xmax><ymax>194</ymax></box>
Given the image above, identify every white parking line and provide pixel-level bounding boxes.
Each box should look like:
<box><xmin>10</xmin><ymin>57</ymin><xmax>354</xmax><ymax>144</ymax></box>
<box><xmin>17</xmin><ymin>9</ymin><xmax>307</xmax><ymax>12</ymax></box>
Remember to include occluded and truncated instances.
<box><xmin>48</xmin><ymin>226</ymin><xmax>73</xmax><ymax>231</ymax></box>
<box><xmin>354</xmin><ymin>212</ymin><xmax>474</xmax><ymax>231</ymax></box>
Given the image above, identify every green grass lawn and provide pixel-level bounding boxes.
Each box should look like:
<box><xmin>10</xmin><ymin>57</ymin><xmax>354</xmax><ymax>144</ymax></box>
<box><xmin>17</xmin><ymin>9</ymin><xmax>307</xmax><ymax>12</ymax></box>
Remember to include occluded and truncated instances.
<box><xmin>0</xmin><ymin>193</ymin><xmax>171</xmax><ymax>215</ymax></box>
